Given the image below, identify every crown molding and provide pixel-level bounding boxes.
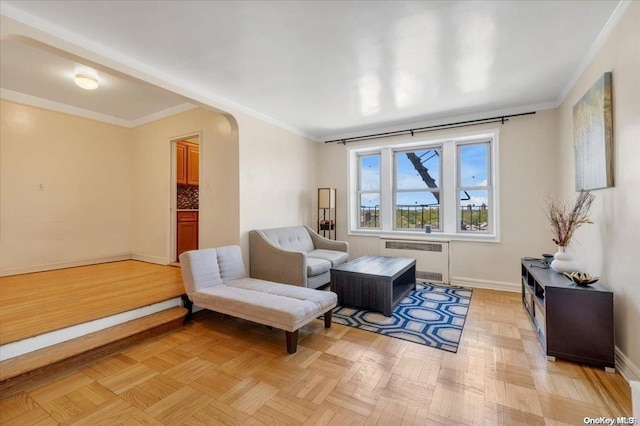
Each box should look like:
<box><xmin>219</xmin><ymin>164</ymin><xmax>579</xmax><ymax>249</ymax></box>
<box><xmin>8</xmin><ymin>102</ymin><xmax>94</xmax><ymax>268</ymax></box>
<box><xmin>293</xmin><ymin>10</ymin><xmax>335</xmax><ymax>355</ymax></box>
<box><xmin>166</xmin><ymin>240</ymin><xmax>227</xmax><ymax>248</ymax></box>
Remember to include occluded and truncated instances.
<box><xmin>130</xmin><ymin>103</ymin><xmax>197</xmax><ymax>127</ymax></box>
<box><xmin>1</xmin><ymin>88</ymin><xmax>131</xmax><ymax>127</ymax></box>
<box><xmin>557</xmin><ymin>0</ymin><xmax>632</xmax><ymax>105</ymax></box>
<box><xmin>1</xmin><ymin>88</ymin><xmax>197</xmax><ymax>128</ymax></box>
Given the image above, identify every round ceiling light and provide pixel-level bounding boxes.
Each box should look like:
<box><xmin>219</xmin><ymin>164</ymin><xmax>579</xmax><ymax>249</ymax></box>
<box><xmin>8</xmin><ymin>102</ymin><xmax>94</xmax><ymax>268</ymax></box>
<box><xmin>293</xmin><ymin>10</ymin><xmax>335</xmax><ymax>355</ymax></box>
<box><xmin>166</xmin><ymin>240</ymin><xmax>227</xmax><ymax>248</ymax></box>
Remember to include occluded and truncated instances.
<box><xmin>74</xmin><ymin>73</ymin><xmax>99</xmax><ymax>90</ymax></box>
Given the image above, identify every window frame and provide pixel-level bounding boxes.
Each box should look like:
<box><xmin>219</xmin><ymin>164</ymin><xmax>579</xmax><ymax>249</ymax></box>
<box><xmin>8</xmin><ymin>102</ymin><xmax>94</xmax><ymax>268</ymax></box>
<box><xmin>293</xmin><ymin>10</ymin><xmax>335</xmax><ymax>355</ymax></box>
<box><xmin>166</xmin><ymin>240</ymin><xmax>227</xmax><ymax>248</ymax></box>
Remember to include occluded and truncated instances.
<box><xmin>347</xmin><ymin>128</ymin><xmax>500</xmax><ymax>242</ymax></box>
<box><xmin>456</xmin><ymin>140</ymin><xmax>492</xmax><ymax>235</ymax></box>
<box><xmin>356</xmin><ymin>151</ymin><xmax>382</xmax><ymax>229</ymax></box>
<box><xmin>392</xmin><ymin>145</ymin><xmax>443</xmax><ymax>232</ymax></box>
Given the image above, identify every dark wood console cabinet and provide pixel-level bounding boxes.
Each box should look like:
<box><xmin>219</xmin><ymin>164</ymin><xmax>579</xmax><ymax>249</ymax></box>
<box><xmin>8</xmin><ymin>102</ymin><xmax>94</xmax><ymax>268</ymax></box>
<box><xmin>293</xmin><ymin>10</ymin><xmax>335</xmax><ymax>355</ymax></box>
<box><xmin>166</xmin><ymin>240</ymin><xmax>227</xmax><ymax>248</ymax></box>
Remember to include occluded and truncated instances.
<box><xmin>521</xmin><ymin>259</ymin><xmax>614</xmax><ymax>371</ymax></box>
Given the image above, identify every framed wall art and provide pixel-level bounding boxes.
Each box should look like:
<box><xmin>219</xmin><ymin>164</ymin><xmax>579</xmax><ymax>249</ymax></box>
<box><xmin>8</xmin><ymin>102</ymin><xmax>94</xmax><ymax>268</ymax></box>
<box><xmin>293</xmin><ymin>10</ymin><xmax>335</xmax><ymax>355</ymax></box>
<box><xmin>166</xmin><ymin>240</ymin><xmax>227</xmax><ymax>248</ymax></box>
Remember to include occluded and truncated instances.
<box><xmin>573</xmin><ymin>72</ymin><xmax>613</xmax><ymax>191</ymax></box>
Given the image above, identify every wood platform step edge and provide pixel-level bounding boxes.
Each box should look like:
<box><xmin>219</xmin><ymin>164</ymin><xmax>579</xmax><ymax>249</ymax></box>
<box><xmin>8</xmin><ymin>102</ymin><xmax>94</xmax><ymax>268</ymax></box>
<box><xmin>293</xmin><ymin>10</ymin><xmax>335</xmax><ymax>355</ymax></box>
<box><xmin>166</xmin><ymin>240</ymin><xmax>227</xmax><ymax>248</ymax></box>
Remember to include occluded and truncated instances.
<box><xmin>0</xmin><ymin>306</ymin><xmax>188</xmax><ymax>396</ymax></box>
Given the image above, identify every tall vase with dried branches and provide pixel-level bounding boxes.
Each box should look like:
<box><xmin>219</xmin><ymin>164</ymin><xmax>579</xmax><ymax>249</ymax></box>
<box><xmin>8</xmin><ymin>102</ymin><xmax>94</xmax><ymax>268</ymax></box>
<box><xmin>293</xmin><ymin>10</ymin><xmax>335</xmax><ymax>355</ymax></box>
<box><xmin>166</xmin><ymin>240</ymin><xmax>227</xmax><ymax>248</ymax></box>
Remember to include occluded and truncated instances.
<box><xmin>545</xmin><ymin>190</ymin><xmax>594</xmax><ymax>273</ymax></box>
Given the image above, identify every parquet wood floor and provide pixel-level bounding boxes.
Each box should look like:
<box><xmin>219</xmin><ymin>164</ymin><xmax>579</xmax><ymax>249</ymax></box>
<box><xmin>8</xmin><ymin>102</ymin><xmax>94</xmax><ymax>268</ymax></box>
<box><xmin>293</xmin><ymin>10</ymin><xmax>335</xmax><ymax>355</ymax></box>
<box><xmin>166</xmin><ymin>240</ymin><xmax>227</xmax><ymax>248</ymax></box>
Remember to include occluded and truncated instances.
<box><xmin>0</xmin><ymin>289</ymin><xmax>631</xmax><ymax>425</ymax></box>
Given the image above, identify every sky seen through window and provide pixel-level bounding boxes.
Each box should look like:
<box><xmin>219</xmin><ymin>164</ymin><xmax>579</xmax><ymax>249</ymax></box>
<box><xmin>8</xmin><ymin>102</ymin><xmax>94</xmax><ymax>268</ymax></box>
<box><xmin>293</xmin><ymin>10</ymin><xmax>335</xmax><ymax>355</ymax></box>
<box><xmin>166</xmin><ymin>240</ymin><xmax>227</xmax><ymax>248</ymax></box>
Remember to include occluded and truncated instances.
<box><xmin>359</xmin><ymin>144</ymin><xmax>489</xmax><ymax>207</ymax></box>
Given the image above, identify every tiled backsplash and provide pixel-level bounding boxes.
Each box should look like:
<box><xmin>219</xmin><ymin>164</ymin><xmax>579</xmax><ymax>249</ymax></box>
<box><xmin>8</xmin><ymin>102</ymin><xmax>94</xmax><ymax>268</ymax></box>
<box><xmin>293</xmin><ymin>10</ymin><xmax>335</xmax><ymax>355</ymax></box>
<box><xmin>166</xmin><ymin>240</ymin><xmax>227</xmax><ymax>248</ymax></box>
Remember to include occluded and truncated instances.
<box><xmin>177</xmin><ymin>184</ymin><xmax>199</xmax><ymax>209</ymax></box>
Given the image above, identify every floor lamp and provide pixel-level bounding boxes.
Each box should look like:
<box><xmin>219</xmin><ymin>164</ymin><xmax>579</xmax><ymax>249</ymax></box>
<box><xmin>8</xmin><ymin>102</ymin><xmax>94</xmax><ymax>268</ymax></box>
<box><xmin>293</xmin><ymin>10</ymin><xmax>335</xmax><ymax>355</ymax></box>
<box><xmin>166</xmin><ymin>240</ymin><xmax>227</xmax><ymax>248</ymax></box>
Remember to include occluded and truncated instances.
<box><xmin>318</xmin><ymin>188</ymin><xmax>336</xmax><ymax>240</ymax></box>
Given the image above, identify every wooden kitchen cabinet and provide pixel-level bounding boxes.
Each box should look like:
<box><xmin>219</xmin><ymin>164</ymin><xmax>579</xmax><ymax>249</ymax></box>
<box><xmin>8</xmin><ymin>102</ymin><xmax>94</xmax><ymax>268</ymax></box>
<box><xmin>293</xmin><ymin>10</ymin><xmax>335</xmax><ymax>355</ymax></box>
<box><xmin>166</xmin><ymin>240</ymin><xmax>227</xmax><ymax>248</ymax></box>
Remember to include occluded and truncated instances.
<box><xmin>186</xmin><ymin>143</ymin><xmax>199</xmax><ymax>185</ymax></box>
<box><xmin>176</xmin><ymin>142</ymin><xmax>187</xmax><ymax>185</ymax></box>
<box><xmin>177</xmin><ymin>211</ymin><xmax>198</xmax><ymax>259</ymax></box>
<box><xmin>176</xmin><ymin>141</ymin><xmax>199</xmax><ymax>186</ymax></box>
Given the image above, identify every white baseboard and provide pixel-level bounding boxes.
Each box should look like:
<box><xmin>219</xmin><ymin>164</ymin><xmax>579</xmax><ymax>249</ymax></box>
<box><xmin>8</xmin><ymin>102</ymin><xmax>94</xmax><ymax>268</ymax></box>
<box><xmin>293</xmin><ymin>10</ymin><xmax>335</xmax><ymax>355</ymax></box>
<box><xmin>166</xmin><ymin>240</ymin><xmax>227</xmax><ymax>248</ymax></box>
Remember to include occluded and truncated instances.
<box><xmin>615</xmin><ymin>346</ymin><xmax>640</xmax><ymax>382</ymax></box>
<box><xmin>450</xmin><ymin>276</ymin><xmax>520</xmax><ymax>293</ymax></box>
<box><xmin>130</xmin><ymin>254</ymin><xmax>169</xmax><ymax>265</ymax></box>
<box><xmin>0</xmin><ymin>253</ymin><xmax>172</xmax><ymax>277</ymax></box>
<box><xmin>0</xmin><ymin>254</ymin><xmax>131</xmax><ymax>277</ymax></box>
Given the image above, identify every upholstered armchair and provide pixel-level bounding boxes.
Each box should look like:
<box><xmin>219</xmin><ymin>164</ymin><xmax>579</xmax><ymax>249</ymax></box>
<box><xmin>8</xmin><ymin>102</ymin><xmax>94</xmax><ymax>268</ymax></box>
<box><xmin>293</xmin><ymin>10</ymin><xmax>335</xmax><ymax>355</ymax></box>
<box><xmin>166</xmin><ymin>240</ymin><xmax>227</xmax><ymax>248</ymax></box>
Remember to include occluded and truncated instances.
<box><xmin>249</xmin><ymin>226</ymin><xmax>349</xmax><ymax>289</ymax></box>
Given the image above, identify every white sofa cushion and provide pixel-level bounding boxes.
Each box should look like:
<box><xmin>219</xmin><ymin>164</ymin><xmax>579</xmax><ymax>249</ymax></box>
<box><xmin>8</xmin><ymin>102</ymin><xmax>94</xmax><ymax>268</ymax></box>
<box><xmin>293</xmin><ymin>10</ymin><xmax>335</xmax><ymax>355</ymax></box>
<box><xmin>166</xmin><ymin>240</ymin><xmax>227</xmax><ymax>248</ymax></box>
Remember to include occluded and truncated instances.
<box><xmin>216</xmin><ymin>245</ymin><xmax>247</xmax><ymax>282</ymax></box>
<box><xmin>179</xmin><ymin>248</ymin><xmax>224</xmax><ymax>295</ymax></box>
<box><xmin>190</xmin><ymin>277</ymin><xmax>337</xmax><ymax>332</ymax></box>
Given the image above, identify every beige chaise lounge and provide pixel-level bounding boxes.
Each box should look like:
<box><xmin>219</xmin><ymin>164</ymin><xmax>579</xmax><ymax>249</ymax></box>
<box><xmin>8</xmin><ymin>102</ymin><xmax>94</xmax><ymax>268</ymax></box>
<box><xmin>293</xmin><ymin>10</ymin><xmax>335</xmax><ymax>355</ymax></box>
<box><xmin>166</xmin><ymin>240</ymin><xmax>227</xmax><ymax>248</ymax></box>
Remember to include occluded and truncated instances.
<box><xmin>249</xmin><ymin>226</ymin><xmax>349</xmax><ymax>289</ymax></box>
<box><xmin>179</xmin><ymin>245</ymin><xmax>337</xmax><ymax>353</ymax></box>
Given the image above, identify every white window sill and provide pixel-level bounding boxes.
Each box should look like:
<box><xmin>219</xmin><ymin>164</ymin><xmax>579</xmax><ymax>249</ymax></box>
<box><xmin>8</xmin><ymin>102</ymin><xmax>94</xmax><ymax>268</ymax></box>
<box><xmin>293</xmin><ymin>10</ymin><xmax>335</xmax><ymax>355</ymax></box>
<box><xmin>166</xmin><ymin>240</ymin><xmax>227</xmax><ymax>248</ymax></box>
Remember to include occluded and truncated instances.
<box><xmin>348</xmin><ymin>229</ymin><xmax>500</xmax><ymax>243</ymax></box>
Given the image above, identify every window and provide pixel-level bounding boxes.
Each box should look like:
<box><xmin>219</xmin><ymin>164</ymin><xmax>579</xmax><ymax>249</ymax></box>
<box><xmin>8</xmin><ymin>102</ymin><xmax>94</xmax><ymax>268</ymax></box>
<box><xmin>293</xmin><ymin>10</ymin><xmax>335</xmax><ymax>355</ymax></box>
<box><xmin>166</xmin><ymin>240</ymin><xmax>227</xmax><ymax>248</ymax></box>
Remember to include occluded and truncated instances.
<box><xmin>394</xmin><ymin>147</ymin><xmax>441</xmax><ymax>231</ymax></box>
<box><xmin>457</xmin><ymin>142</ymin><xmax>491</xmax><ymax>233</ymax></box>
<box><xmin>348</xmin><ymin>130</ymin><xmax>499</xmax><ymax>241</ymax></box>
<box><xmin>357</xmin><ymin>153</ymin><xmax>380</xmax><ymax>228</ymax></box>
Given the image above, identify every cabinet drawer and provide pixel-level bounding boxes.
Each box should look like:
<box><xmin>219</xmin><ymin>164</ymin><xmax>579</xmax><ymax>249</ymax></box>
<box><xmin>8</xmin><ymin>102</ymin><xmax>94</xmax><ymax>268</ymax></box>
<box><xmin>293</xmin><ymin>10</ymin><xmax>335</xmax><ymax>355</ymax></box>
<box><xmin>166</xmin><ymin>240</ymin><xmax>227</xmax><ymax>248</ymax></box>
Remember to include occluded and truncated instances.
<box><xmin>177</xmin><ymin>211</ymin><xmax>198</xmax><ymax>222</ymax></box>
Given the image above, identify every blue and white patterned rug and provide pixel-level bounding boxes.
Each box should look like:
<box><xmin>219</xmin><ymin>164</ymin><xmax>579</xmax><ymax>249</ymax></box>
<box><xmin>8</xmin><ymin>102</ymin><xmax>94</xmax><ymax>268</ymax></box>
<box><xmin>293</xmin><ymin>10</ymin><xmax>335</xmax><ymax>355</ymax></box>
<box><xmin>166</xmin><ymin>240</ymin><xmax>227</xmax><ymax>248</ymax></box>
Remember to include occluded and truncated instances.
<box><xmin>330</xmin><ymin>283</ymin><xmax>472</xmax><ymax>353</ymax></box>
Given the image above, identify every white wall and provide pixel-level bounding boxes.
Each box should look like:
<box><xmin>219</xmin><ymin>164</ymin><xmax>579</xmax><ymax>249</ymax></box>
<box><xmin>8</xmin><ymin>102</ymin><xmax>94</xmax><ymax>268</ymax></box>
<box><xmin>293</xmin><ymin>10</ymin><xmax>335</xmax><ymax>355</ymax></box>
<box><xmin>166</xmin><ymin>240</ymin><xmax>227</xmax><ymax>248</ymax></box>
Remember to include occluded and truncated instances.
<box><xmin>129</xmin><ymin>108</ymin><xmax>239</xmax><ymax>263</ymax></box>
<box><xmin>0</xmin><ymin>99</ymin><xmax>319</xmax><ymax>275</ymax></box>
<box><xmin>0</xmin><ymin>100</ymin><xmax>132</xmax><ymax>274</ymax></box>
<box><xmin>235</xmin><ymin>111</ymin><xmax>318</xmax><ymax>266</ymax></box>
<box><xmin>317</xmin><ymin>110</ymin><xmax>558</xmax><ymax>290</ymax></box>
<box><xmin>0</xmin><ymin>100</ymin><xmax>319</xmax><ymax>274</ymax></box>
<box><xmin>128</xmin><ymin>106</ymin><xmax>319</xmax><ymax>268</ymax></box>
<box><xmin>556</xmin><ymin>2</ymin><xmax>640</xmax><ymax>377</ymax></box>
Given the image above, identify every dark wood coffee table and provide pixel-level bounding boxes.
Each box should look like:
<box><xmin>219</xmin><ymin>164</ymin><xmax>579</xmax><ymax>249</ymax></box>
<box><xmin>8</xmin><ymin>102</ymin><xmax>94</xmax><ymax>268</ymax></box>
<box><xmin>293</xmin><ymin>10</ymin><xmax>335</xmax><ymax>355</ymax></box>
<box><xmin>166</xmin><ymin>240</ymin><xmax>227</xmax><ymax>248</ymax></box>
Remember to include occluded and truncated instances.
<box><xmin>330</xmin><ymin>255</ymin><xmax>416</xmax><ymax>316</ymax></box>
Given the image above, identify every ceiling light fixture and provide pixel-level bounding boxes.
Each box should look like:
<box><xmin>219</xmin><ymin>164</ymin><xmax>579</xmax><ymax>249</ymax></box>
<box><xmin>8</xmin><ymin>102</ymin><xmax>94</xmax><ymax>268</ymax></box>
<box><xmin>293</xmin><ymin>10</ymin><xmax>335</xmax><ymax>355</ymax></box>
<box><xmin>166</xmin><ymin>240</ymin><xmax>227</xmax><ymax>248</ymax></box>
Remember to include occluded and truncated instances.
<box><xmin>74</xmin><ymin>73</ymin><xmax>99</xmax><ymax>90</ymax></box>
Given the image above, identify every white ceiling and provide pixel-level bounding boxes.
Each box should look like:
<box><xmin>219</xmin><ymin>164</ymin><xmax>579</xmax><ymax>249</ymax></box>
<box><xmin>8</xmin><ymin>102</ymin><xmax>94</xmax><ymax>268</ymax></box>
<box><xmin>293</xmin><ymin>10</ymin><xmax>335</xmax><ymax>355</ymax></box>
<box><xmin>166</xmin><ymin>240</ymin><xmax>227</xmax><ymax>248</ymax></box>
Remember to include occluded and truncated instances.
<box><xmin>0</xmin><ymin>1</ymin><xmax>625</xmax><ymax>140</ymax></box>
<box><xmin>0</xmin><ymin>39</ymin><xmax>193</xmax><ymax>126</ymax></box>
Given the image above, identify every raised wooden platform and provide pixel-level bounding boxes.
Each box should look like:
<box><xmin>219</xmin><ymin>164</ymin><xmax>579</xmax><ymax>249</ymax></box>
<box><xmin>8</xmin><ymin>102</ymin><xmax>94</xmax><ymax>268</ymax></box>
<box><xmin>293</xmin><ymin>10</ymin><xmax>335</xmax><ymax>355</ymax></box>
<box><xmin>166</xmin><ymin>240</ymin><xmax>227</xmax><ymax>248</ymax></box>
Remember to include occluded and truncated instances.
<box><xmin>0</xmin><ymin>260</ymin><xmax>185</xmax><ymax>344</ymax></box>
<box><xmin>0</xmin><ymin>307</ymin><xmax>188</xmax><ymax>395</ymax></box>
<box><xmin>0</xmin><ymin>260</ymin><xmax>188</xmax><ymax>395</ymax></box>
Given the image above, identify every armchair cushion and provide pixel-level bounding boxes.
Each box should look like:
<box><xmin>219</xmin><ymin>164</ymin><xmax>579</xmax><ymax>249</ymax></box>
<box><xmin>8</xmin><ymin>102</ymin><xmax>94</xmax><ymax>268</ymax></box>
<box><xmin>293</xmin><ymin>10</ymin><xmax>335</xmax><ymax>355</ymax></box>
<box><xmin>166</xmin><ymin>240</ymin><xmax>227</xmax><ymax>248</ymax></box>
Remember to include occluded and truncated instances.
<box><xmin>307</xmin><ymin>257</ymin><xmax>331</xmax><ymax>276</ymax></box>
<box><xmin>308</xmin><ymin>249</ymin><xmax>349</xmax><ymax>267</ymax></box>
<box><xmin>257</xmin><ymin>227</ymin><xmax>315</xmax><ymax>253</ymax></box>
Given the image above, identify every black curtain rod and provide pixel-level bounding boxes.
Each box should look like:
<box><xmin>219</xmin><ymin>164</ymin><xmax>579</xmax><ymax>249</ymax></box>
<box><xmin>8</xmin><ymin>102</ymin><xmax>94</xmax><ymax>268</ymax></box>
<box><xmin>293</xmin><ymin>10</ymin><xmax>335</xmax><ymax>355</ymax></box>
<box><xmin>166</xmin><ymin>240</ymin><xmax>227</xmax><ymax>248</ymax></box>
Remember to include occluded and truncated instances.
<box><xmin>325</xmin><ymin>111</ymin><xmax>536</xmax><ymax>144</ymax></box>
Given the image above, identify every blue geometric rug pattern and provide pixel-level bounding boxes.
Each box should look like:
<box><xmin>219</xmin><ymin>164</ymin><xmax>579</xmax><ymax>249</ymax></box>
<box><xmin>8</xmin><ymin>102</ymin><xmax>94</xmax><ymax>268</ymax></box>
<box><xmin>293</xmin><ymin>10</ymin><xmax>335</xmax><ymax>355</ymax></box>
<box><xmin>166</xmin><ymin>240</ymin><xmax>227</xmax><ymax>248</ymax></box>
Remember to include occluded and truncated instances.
<box><xmin>330</xmin><ymin>283</ymin><xmax>472</xmax><ymax>353</ymax></box>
